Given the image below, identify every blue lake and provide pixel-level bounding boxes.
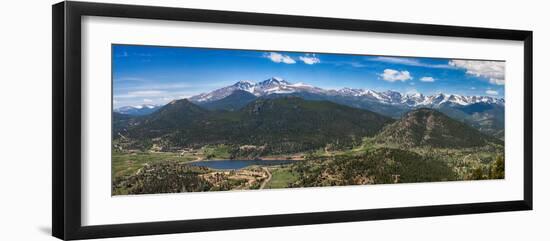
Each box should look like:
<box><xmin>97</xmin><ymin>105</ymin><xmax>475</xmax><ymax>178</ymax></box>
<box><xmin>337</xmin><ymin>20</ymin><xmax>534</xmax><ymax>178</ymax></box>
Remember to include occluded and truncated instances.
<box><xmin>189</xmin><ymin>159</ymin><xmax>297</xmax><ymax>170</ymax></box>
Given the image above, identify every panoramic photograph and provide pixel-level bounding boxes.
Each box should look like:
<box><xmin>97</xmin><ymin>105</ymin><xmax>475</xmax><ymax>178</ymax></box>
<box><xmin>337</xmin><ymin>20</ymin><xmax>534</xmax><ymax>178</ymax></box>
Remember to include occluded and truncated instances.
<box><xmin>111</xmin><ymin>44</ymin><xmax>505</xmax><ymax>195</ymax></box>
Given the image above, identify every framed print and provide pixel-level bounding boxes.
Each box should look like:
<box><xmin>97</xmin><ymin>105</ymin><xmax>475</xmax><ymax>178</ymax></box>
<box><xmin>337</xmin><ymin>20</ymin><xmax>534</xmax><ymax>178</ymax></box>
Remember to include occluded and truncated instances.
<box><xmin>52</xmin><ymin>1</ymin><xmax>533</xmax><ymax>240</ymax></box>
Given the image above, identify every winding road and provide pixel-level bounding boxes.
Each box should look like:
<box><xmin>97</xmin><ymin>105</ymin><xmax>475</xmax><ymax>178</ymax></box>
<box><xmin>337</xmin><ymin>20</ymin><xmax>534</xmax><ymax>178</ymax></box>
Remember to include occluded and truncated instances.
<box><xmin>259</xmin><ymin>167</ymin><xmax>272</xmax><ymax>189</ymax></box>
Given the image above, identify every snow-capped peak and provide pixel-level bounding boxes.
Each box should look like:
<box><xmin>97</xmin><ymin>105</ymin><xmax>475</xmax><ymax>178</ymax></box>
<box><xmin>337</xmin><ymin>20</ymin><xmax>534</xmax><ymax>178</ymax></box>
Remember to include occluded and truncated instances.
<box><xmin>233</xmin><ymin>80</ymin><xmax>255</xmax><ymax>86</ymax></box>
<box><xmin>232</xmin><ymin>80</ymin><xmax>256</xmax><ymax>93</ymax></box>
<box><xmin>407</xmin><ymin>92</ymin><xmax>424</xmax><ymax>98</ymax></box>
<box><xmin>258</xmin><ymin>77</ymin><xmax>289</xmax><ymax>86</ymax></box>
<box><xmin>337</xmin><ymin>88</ymin><xmax>364</xmax><ymax>96</ymax></box>
<box><xmin>271</xmin><ymin>76</ymin><xmax>285</xmax><ymax>82</ymax></box>
<box><xmin>115</xmin><ymin>104</ymin><xmax>161</xmax><ymax>116</ymax></box>
<box><xmin>363</xmin><ymin>90</ymin><xmax>385</xmax><ymax>101</ymax></box>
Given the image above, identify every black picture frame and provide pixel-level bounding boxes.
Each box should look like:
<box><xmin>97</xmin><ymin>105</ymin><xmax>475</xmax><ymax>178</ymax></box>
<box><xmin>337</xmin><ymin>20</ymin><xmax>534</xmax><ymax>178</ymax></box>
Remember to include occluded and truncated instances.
<box><xmin>52</xmin><ymin>1</ymin><xmax>533</xmax><ymax>240</ymax></box>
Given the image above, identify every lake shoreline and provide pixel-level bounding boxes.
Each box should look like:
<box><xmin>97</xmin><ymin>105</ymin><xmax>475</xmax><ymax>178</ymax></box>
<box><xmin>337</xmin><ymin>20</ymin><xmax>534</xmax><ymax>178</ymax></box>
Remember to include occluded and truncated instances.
<box><xmin>186</xmin><ymin>155</ymin><xmax>305</xmax><ymax>163</ymax></box>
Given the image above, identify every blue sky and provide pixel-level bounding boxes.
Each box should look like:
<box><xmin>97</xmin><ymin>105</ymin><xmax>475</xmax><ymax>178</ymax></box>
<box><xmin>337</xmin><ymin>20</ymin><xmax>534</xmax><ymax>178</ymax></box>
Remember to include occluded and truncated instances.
<box><xmin>113</xmin><ymin>44</ymin><xmax>505</xmax><ymax>108</ymax></box>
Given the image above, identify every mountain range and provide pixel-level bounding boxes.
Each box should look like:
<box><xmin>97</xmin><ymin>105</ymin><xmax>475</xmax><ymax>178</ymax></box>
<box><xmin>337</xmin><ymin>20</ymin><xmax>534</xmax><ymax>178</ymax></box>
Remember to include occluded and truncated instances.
<box><xmin>115</xmin><ymin>77</ymin><xmax>505</xmax><ymax>139</ymax></box>
<box><xmin>113</xmin><ymin>96</ymin><xmax>503</xmax><ymax>157</ymax></box>
<box><xmin>115</xmin><ymin>104</ymin><xmax>161</xmax><ymax>116</ymax></box>
<box><xmin>188</xmin><ymin>77</ymin><xmax>504</xmax><ymax>107</ymax></box>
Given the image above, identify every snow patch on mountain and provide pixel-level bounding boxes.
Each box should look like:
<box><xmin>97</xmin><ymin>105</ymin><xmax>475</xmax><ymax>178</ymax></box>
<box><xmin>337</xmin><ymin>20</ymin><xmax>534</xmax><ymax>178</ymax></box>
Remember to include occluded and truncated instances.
<box><xmin>115</xmin><ymin>104</ymin><xmax>161</xmax><ymax>116</ymax></box>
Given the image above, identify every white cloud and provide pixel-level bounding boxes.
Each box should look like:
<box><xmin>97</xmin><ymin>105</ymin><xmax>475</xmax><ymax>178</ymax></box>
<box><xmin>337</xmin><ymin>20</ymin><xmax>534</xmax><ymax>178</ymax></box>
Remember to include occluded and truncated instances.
<box><xmin>143</xmin><ymin>98</ymin><xmax>153</xmax><ymax>103</ymax></box>
<box><xmin>379</xmin><ymin>69</ymin><xmax>413</xmax><ymax>82</ymax></box>
<box><xmin>350</xmin><ymin>62</ymin><xmax>366</xmax><ymax>68</ymax></box>
<box><xmin>420</xmin><ymin>76</ymin><xmax>435</xmax><ymax>82</ymax></box>
<box><xmin>299</xmin><ymin>54</ymin><xmax>320</xmax><ymax>65</ymax></box>
<box><xmin>373</xmin><ymin>57</ymin><xmax>452</xmax><ymax>69</ymax></box>
<box><xmin>486</xmin><ymin>89</ymin><xmax>499</xmax><ymax>95</ymax></box>
<box><xmin>265</xmin><ymin>52</ymin><xmax>296</xmax><ymax>64</ymax></box>
<box><xmin>449</xmin><ymin>60</ymin><xmax>505</xmax><ymax>85</ymax></box>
